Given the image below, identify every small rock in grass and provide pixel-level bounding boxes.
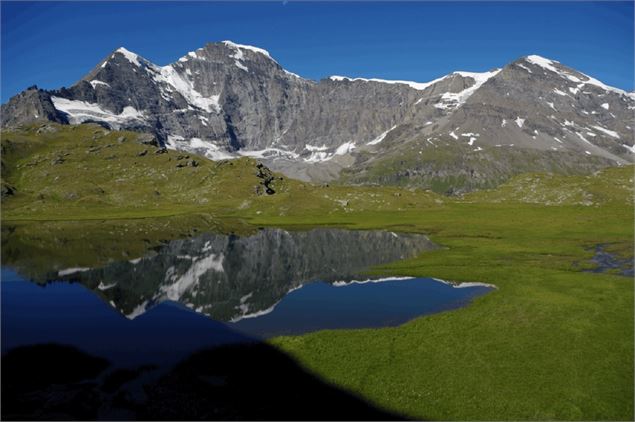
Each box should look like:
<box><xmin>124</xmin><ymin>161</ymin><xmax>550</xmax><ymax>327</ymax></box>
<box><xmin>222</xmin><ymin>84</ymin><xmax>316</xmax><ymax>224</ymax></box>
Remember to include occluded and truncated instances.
<box><xmin>1</xmin><ymin>183</ymin><xmax>16</xmax><ymax>197</ymax></box>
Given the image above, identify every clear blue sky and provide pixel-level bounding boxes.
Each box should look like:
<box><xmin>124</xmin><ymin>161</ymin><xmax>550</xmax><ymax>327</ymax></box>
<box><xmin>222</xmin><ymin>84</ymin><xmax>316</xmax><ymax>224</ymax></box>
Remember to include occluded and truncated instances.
<box><xmin>2</xmin><ymin>1</ymin><xmax>633</xmax><ymax>103</ymax></box>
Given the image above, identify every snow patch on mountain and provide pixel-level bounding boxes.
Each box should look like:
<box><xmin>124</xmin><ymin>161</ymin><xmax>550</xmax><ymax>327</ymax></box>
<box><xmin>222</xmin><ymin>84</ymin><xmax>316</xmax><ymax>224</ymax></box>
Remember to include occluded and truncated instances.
<box><xmin>335</xmin><ymin>142</ymin><xmax>356</xmax><ymax>155</ymax></box>
<box><xmin>239</xmin><ymin>148</ymin><xmax>299</xmax><ymax>160</ymax></box>
<box><xmin>329</xmin><ymin>74</ymin><xmax>448</xmax><ymax>91</ymax></box>
<box><xmin>302</xmin><ymin>141</ymin><xmax>357</xmax><ymax>162</ymax></box>
<box><xmin>525</xmin><ymin>55</ymin><xmax>560</xmax><ymax>73</ymax></box>
<box><xmin>460</xmin><ymin>133</ymin><xmax>479</xmax><ymax>145</ymax></box>
<box><xmin>284</xmin><ymin>69</ymin><xmax>302</xmax><ymax>79</ymax></box>
<box><xmin>526</xmin><ymin>55</ymin><xmax>634</xmax><ymax>98</ymax></box>
<box><xmin>305</xmin><ymin>144</ymin><xmax>329</xmax><ymax>152</ymax></box>
<box><xmin>234</xmin><ymin>61</ymin><xmax>249</xmax><ymax>72</ymax></box>
<box><xmin>303</xmin><ymin>144</ymin><xmax>332</xmax><ymax>162</ymax></box>
<box><xmin>222</xmin><ymin>40</ymin><xmax>273</xmax><ymax>59</ymax></box>
<box><xmin>151</xmin><ymin>65</ymin><xmax>221</xmax><ymax>112</ymax></box>
<box><xmin>90</xmin><ymin>80</ymin><xmax>110</xmax><ymax>89</ymax></box>
<box><xmin>517</xmin><ymin>63</ymin><xmax>532</xmax><ymax>73</ymax></box>
<box><xmin>576</xmin><ymin>132</ymin><xmax>592</xmax><ymax>145</ymax></box>
<box><xmin>304</xmin><ymin>150</ymin><xmax>332</xmax><ymax>162</ymax></box>
<box><xmin>115</xmin><ymin>47</ymin><xmax>142</xmax><ymax>66</ymax></box>
<box><xmin>166</xmin><ymin>136</ymin><xmax>234</xmax><ymax>160</ymax></box>
<box><xmin>525</xmin><ymin>55</ymin><xmax>584</xmax><ymax>84</ymax></box>
<box><xmin>178</xmin><ymin>50</ymin><xmax>201</xmax><ymax>63</ymax></box>
<box><xmin>227</xmin><ymin>44</ymin><xmax>249</xmax><ymax>71</ymax></box>
<box><xmin>591</xmin><ymin>125</ymin><xmax>620</xmax><ymax>139</ymax></box>
<box><xmin>515</xmin><ymin>117</ymin><xmax>525</xmax><ymax>128</ymax></box>
<box><xmin>581</xmin><ymin>74</ymin><xmax>635</xmax><ymax>98</ymax></box>
<box><xmin>167</xmin><ymin>136</ymin><xmax>301</xmax><ymax>162</ymax></box>
<box><xmin>367</xmin><ymin>125</ymin><xmax>397</xmax><ymax>145</ymax></box>
<box><xmin>622</xmin><ymin>144</ymin><xmax>635</xmax><ymax>153</ymax></box>
<box><xmin>51</xmin><ymin>97</ymin><xmax>146</xmax><ymax>129</ymax></box>
<box><xmin>434</xmin><ymin>69</ymin><xmax>501</xmax><ymax>110</ymax></box>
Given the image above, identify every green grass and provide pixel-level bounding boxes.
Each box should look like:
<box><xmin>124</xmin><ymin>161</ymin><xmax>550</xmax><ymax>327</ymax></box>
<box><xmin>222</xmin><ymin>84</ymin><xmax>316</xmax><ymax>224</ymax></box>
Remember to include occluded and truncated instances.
<box><xmin>264</xmin><ymin>204</ymin><xmax>633</xmax><ymax>420</ymax></box>
<box><xmin>1</xmin><ymin>123</ymin><xmax>446</xmax><ymax>221</ymax></box>
<box><xmin>2</xmin><ymin>124</ymin><xmax>633</xmax><ymax>420</ymax></box>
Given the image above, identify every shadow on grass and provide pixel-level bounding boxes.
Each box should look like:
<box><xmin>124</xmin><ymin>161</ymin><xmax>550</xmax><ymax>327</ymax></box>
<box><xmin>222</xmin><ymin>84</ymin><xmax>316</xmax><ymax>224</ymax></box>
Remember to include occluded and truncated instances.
<box><xmin>2</xmin><ymin>343</ymin><xmax>408</xmax><ymax>421</ymax></box>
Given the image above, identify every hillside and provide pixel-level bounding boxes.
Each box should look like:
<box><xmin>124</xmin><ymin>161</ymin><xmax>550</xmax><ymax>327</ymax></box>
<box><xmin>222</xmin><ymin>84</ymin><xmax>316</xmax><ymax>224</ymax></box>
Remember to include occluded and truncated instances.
<box><xmin>0</xmin><ymin>123</ymin><xmax>445</xmax><ymax>220</ymax></box>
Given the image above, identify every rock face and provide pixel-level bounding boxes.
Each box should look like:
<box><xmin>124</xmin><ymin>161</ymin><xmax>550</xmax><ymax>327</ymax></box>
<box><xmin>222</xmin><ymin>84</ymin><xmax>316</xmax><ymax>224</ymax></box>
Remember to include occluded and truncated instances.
<box><xmin>2</xmin><ymin>42</ymin><xmax>634</xmax><ymax>190</ymax></box>
<box><xmin>1</xmin><ymin>86</ymin><xmax>68</xmax><ymax>127</ymax></box>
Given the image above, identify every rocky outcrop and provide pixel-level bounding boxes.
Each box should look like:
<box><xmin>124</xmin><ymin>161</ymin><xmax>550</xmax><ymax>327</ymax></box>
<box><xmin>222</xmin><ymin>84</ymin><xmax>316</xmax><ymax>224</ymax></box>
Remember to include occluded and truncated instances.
<box><xmin>1</xmin><ymin>86</ymin><xmax>68</xmax><ymax>127</ymax></box>
<box><xmin>255</xmin><ymin>162</ymin><xmax>277</xmax><ymax>195</ymax></box>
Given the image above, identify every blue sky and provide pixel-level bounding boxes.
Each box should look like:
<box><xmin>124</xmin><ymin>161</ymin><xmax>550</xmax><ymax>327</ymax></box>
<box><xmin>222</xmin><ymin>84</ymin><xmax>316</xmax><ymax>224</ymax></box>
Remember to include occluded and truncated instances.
<box><xmin>2</xmin><ymin>1</ymin><xmax>633</xmax><ymax>102</ymax></box>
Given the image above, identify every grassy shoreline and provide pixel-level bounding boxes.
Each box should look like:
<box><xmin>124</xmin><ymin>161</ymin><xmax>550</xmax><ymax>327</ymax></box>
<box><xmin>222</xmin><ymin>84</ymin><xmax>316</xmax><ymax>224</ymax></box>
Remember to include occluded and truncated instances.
<box><xmin>266</xmin><ymin>205</ymin><xmax>633</xmax><ymax>420</ymax></box>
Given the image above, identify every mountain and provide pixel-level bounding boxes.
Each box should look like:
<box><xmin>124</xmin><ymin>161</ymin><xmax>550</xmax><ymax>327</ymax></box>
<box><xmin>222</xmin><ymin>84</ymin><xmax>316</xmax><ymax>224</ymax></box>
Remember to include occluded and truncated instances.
<box><xmin>2</xmin><ymin>42</ymin><xmax>634</xmax><ymax>191</ymax></box>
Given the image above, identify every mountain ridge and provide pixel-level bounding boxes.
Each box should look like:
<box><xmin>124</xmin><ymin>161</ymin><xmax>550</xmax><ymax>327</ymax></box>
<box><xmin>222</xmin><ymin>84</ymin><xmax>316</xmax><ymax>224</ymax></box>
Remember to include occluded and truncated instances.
<box><xmin>2</xmin><ymin>41</ymin><xmax>633</xmax><ymax>191</ymax></box>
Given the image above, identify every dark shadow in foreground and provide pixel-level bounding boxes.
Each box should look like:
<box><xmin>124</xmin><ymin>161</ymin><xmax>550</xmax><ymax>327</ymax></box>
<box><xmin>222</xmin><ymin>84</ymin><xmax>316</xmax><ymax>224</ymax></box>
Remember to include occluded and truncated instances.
<box><xmin>2</xmin><ymin>343</ymin><xmax>408</xmax><ymax>421</ymax></box>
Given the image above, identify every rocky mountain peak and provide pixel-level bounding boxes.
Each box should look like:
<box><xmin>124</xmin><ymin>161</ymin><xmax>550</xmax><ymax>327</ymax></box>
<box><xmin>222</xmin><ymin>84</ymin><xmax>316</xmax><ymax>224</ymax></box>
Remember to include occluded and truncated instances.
<box><xmin>113</xmin><ymin>47</ymin><xmax>146</xmax><ymax>65</ymax></box>
<box><xmin>220</xmin><ymin>40</ymin><xmax>274</xmax><ymax>60</ymax></box>
<box><xmin>2</xmin><ymin>42</ymin><xmax>633</xmax><ymax>191</ymax></box>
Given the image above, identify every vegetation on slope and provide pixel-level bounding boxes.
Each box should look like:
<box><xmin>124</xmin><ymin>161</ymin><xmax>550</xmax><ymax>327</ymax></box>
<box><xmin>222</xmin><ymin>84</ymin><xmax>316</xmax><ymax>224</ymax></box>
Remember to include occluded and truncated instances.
<box><xmin>340</xmin><ymin>137</ymin><xmax>620</xmax><ymax>194</ymax></box>
<box><xmin>1</xmin><ymin>123</ymin><xmax>446</xmax><ymax>221</ymax></box>
<box><xmin>465</xmin><ymin>167</ymin><xmax>633</xmax><ymax>206</ymax></box>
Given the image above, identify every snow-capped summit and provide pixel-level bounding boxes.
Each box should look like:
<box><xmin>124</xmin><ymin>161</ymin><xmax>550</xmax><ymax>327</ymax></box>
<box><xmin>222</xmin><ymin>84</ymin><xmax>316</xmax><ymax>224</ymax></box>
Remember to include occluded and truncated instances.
<box><xmin>114</xmin><ymin>47</ymin><xmax>144</xmax><ymax>66</ymax></box>
<box><xmin>521</xmin><ymin>54</ymin><xmax>635</xmax><ymax>98</ymax></box>
<box><xmin>221</xmin><ymin>40</ymin><xmax>273</xmax><ymax>59</ymax></box>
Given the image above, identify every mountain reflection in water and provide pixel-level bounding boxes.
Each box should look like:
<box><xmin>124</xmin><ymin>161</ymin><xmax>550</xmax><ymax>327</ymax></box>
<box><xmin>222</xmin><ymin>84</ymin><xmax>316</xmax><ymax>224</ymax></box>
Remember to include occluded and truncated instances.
<box><xmin>2</xmin><ymin>228</ymin><xmax>493</xmax><ymax>367</ymax></box>
<box><xmin>50</xmin><ymin>228</ymin><xmax>437</xmax><ymax>321</ymax></box>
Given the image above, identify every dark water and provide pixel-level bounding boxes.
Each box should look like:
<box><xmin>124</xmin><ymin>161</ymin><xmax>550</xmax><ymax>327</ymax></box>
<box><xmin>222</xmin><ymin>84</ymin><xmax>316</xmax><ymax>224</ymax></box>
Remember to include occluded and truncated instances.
<box><xmin>1</xmin><ymin>228</ymin><xmax>493</xmax><ymax>366</ymax></box>
<box><xmin>1</xmin><ymin>227</ymin><xmax>493</xmax><ymax>420</ymax></box>
<box><xmin>231</xmin><ymin>277</ymin><xmax>491</xmax><ymax>338</ymax></box>
<box><xmin>585</xmin><ymin>244</ymin><xmax>634</xmax><ymax>277</ymax></box>
<box><xmin>2</xmin><ymin>269</ymin><xmax>491</xmax><ymax>366</ymax></box>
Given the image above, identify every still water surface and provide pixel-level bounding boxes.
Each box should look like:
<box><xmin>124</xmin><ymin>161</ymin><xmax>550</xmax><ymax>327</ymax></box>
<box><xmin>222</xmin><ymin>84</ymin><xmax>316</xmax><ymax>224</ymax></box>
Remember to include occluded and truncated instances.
<box><xmin>2</xmin><ymin>228</ymin><xmax>493</xmax><ymax>366</ymax></box>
